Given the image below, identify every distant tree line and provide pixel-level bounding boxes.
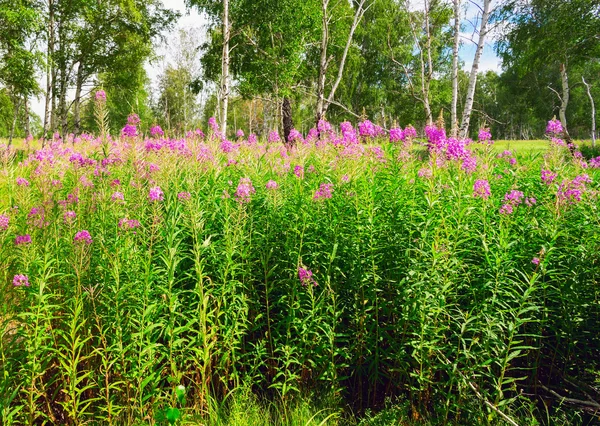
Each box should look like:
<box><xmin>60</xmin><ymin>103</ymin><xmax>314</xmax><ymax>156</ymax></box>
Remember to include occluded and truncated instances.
<box><xmin>0</xmin><ymin>0</ymin><xmax>598</xmax><ymax>142</ymax></box>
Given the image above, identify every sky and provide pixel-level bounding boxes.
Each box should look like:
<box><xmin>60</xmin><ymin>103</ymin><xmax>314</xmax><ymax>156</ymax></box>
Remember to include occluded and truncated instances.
<box><xmin>31</xmin><ymin>0</ymin><xmax>502</xmax><ymax>119</ymax></box>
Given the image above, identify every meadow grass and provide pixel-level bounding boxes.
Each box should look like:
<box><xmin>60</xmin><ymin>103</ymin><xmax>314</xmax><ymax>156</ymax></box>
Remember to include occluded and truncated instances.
<box><xmin>1</xmin><ymin>125</ymin><xmax>599</xmax><ymax>425</ymax></box>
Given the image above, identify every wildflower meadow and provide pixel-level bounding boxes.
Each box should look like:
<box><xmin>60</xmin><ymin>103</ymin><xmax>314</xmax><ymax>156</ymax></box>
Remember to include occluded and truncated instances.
<box><xmin>1</xmin><ymin>110</ymin><xmax>600</xmax><ymax>425</ymax></box>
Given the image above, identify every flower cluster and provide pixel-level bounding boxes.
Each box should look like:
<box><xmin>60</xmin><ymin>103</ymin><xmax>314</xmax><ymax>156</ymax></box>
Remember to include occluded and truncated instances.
<box><xmin>268</xmin><ymin>131</ymin><xmax>281</xmax><ymax>144</ymax></box>
<box><xmin>119</xmin><ymin>218</ymin><xmax>141</xmax><ymax>231</ymax></box>
<box><xmin>95</xmin><ymin>90</ymin><xmax>106</xmax><ymax>102</ymax></box>
<box><xmin>13</xmin><ymin>274</ymin><xmax>29</xmax><ymax>287</ymax></box>
<box><xmin>389</xmin><ymin>127</ymin><xmax>403</xmax><ymax>143</ymax></box>
<box><xmin>149</xmin><ymin>186</ymin><xmax>164</xmax><ymax>203</ymax></box>
<box><xmin>150</xmin><ymin>125</ymin><xmax>164</xmax><ymax>137</ymax></box>
<box><xmin>473</xmin><ymin>179</ymin><xmax>491</xmax><ymax>200</ymax></box>
<box><xmin>546</xmin><ymin>118</ymin><xmax>563</xmax><ymax>135</ymax></box>
<box><xmin>288</xmin><ymin>129</ymin><xmax>304</xmax><ymax>144</ymax></box>
<box><xmin>478</xmin><ymin>128</ymin><xmax>493</xmax><ymax>144</ymax></box>
<box><xmin>294</xmin><ymin>165</ymin><xmax>304</xmax><ymax>179</ymax></box>
<box><xmin>541</xmin><ymin>169</ymin><xmax>557</xmax><ymax>185</ymax></box>
<box><xmin>557</xmin><ymin>174</ymin><xmax>592</xmax><ymax>204</ymax></box>
<box><xmin>177</xmin><ymin>192</ymin><xmax>191</xmax><ymax>201</ymax></box>
<box><xmin>74</xmin><ymin>230</ymin><xmax>93</xmax><ymax>245</ymax></box>
<box><xmin>16</xmin><ymin>177</ymin><xmax>30</xmax><ymax>187</ymax></box>
<box><xmin>0</xmin><ymin>214</ymin><xmax>8</xmax><ymax>231</ymax></box>
<box><xmin>266</xmin><ymin>180</ymin><xmax>279</xmax><ymax>190</ymax></box>
<box><xmin>313</xmin><ymin>183</ymin><xmax>334</xmax><ymax>200</ymax></box>
<box><xmin>298</xmin><ymin>267</ymin><xmax>317</xmax><ymax>287</ymax></box>
<box><xmin>500</xmin><ymin>190</ymin><xmax>525</xmax><ymax>214</ymax></box>
<box><xmin>359</xmin><ymin>120</ymin><xmax>376</xmax><ymax>138</ymax></box>
<box><xmin>236</xmin><ymin>129</ymin><xmax>245</xmax><ymax>139</ymax></box>
<box><xmin>235</xmin><ymin>178</ymin><xmax>255</xmax><ymax>203</ymax></box>
<box><xmin>15</xmin><ymin>234</ymin><xmax>32</xmax><ymax>246</ymax></box>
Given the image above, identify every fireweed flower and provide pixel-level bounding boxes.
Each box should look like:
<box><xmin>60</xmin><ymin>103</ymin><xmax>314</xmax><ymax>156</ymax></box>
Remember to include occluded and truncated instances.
<box><xmin>15</xmin><ymin>234</ymin><xmax>32</xmax><ymax>245</ymax></box>
<box><xmin>541</xmin><ymin>169</ymin><xmax>557</xmax><ymax>185</ymax></box>
<box><xmin>478</xmin><ymin>128</ymin><xmax>493</xmax><ymax>143</ymax></box>
<box><xmin>247</xmin><ymin>133</ymin><xmax>257</xmax><ymax>144</ymax></box>
<box><xmin>532</xmin><ymin>257</ymin><xmax>540</xmax><ymax>265</ymax></box>
<box><xmin>298</xmin><ymin>267</ymin><xmax>317</xmax><ymax>287</ymax></box>
<box><xmin>95</xmin><ymin>90</ymin><xmax>106</xmax><ymax>102</ymax></box>
<box><xmin>208</xmin><ymin>117</ymin><xmax>219</xmax><ymax>133</ymax></box>
<box><xmin>149</xmin><ymin>186</ymin><xmax>164</xmax><ymax>203</ymax></box>
<box><xmin>500</xmin><ymin>190</ymin><xmax>526</xmax><ymax>214</ymax></box>
<box><xmin>294</xmin><ymin>165</ymin><xmax>304</xmax><ymax>179</ymax></box>
<box><xmin>268</xmin><ymin>131</ymin><xmax>281</xmax><ymax>143</ymax></box>
<box><xmin>236</xmin><ymin>129</ymin><xmax>245</xmax><ymax>138</ymax></box>
<box><xmin>557</xmin><ymin>174</ymin><xmax>592</xmax><ymax>204</ymax></box>
<box><xmin>525</xmin><ymin>197</ymin><xmax>536</xmax><ymax>207</ymax></box>
<box><xmin>64</xmin><ymin>210</ymin><xmax>76</xmax><ymax>224</ymax></box>
<box><xmin>127</xmin><ymin>113</ymin><xmax>140</xmax><ymax>126</ymax></box>
<box><xmin>288</xmin><ymin>129</ymin><xmax>304</xmax><ymax>144</ymax></box>
<box><xmin>359</xmin><ymin>120</ymin><xmax>376</xmax><ymax>138</ymax></box>
<box><xmin>235</xmin><ymin>178</ymin><xmax>255</xmax><ymax>203</ymax></box>
<box><xmin>177</xmin><ymin>191</ymin><xmax>191</xmax><ymax>201</ymax></box>
<box><xmin>150</xmin><ymin>125</ymin><xmax>164</xmax><ymax>137</ymax></box>
<box><xmin>418</xmin><ymin>168</ymin><xmax>432</xmax><ymax>179</ymax></box>
<box><xmin>16</xmin><ymin>177</ymin><xmax>30</xmax><ymax>186</ymax></box>
<box><xmin>13</xmin><ymin>274</ymin><xmax>30</xmax><ymax>287</ymax></box>
<box><xmin>473</xmin><ymin>179</ymin><xmax>491</xmax><ymax>199</ymax></box>
<box><xmin>389</xmin><ymin>127</ymin><xmax>403</xmax><ymax>143</ymax></box>
<box><xmin>0</xmin><ymin>214</ymin><xmax>8</xmax><ymax>231</ymax></box>
<box><xmin>74</xmin><ymin>230</ymin><xmax>92</xmax><ymax>245</ymax></box>
<box><xmin>121</xmin><ymin>124</ymin><xmax>137</xmax><ymax>138</ymax></box>
<box><xmin>111</xmin><ymin>191</ymin><xmax>125</xmax><ymax>202</ymax></box>
<box><xmin>119</xmin><ymin>218</ymin><xmax>141</xmax><ymax>231</ymax></box>
<box><xmin>266</xmin><ymin>180</ymin><xmax>279</xmax><ymax>190</ymax></box>
<box><xmin>546</xmin><ymin>118</ymin><xmax>563</xmax><ymax>135</ymax></box>
<box><xmin>313</xmin><ymin>183</ymin><xmax>334</xmax><ymax>200</ymax></box>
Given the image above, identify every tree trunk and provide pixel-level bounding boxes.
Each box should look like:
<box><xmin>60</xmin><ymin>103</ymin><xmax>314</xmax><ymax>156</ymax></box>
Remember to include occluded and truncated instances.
<box><xmin>459</xmin><ymin>0</ymin><xmax>492</xmax><ymax>138</ymax></box>
<box><xmin>315</xmin><ymin>0</ymin><xmax>329</xmax><ymax>124</ymax></box>
<box><xmin>73</xmin><ymin>64</ymin><xmax>84</xmax><ymax>136</ymax></box>
<box><xmin>220</xmin><ymin>0</ymin><xmax>230</xmax><ymax>137</ymax></box>
<box><xmin>451</xmin><ymin>0</ymin><xmax>461</xmax><ymax>137</ymax></box>
<box><xmin>406</xmin><ymin>0</ymin><xmax>432</xmax><ymax>124</ymax></box>
<box><xmin>323</xmin><ymin>0</ymin><xmax>368</xmax><ymax>117</ymax></box>
<box><xmin>43</xmin><ymin>0</ymin><xmax>55</xmax><ymax>142</ymax></box>
<box><xmin>559</xmin><ymin>63</ymin><xmax>569</xmax><ymax>135</ymax></box>
<box><xmin>582</xmin><ymin>76</ymin><xmax>596</xmax><ymax>147</ymax></box>
<box><xmin>24</xmin><ymin>96</ymin><xmax>30</xmax><ymax>136</ymax></box>
<box><xmin>9</xmin><ymin>97</ymin><xmax>22</xmax><ymax>147</ymax></box>
<box><xmin>282</xmin><ymin>97</ymin><xmax>293</xmax><ymax>147</ymax></box>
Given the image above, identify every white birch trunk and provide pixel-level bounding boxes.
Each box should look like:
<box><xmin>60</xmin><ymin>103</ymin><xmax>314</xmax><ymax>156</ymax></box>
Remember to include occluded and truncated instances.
<box><xmin>220</xmin><ymin>0</ymin><xmax>230</xmax><ymax>137</ymax></box>
<box><xmin>559</xmin><ymin>63</ymin><xmax>569</xmax><ymax>134</ymax></box>
<box><xmin>316</xmin><ymin>0</ymin><xmax>329</xmax><ymax>123</ymax></box>
<box><xmin>451</xmin><ymin>0</ymin><xmax>461</xmax><ymax>136</ymax></box>
<box><xmin>582</xmin><ymin>76</ymin><xmax>596</xmax><ymax>147</ymax></box>
<box><xmin>459</xmin><ymin>0</ymin><xmax>491</xmax><ymax>138</ymax></box>
<box><xmin>323</xmin><ymin>0</ymin><xmax>368</xmax><ymax>116</ymax></box>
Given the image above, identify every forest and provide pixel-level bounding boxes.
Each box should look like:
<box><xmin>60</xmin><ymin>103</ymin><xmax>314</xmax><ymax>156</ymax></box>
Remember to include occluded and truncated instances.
<box><xmin>0</xmin><ymin>0</ymin><xmax>598</xmax><ymax>143</ymax></box>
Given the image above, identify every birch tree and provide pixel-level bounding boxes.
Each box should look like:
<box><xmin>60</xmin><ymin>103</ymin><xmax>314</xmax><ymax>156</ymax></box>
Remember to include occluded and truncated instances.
<box><xmin>451</xmin><ymin>0</ymin><xmax>461</xmax><ymax>136</ymax></box>
<box><xmin>315</xmin><ymin>0</ymin><xmax>371</xmax><ymax>123</ymax></box>
<box><xmin>458</xmin><ymin>0</ymin><xmax>491</xmax><ymax>138</ymax></box>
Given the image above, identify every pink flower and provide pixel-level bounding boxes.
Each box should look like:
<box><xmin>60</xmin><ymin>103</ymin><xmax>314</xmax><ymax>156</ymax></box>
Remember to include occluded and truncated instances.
<box><xmin>63</xmin><ymin>210</ymin><xmax>76</xmax><ymax>224</ymax></box>
<box><xmin>268</xmin><ymin>131</ymin><xmax>281</xmax><ymax>143</ymax></box>
<box><xmin>235</xmin><ymin>178</ymin><xmax>255</xmax><ymax>203</ymax></box>
<box><xmin>0</xmin><ymin>214</ymin><xmax>8</xmax><ymax>231</ymax></box>
<box><xmin>236</xmin><ymin>129</ymin><xmax>245</xmax><ymax>138</ymax></box>
<box><xmin>532</xmin><ymin>257</ymin><xmax>540</xmax><ymax>265</ymax></box>
<box><xmin>478</xmin><ymin>128</ymin><xmax>493</xmax><ymax>143</ymax></box>
<box><xmin>473</xmin><ymin>179</ymin><xmax>491</xmax><ymax>199</ymax></box>
<box><xmin>298</xmin><ymin>267</ymin><xmax>317</xmax><ymax>287</ymax></box>
<box><xmin>16</xmin><ymin>177</ymin><xmax>30</xmax><ymax>187</ymax></box>
<box><xmin>266</xmin><ymin>180</ymin><xmax>279</xmax><ymax>190</ymax></box>
<box><xmin>313</xmin><ymin>183</ymin><xmax>334</xmax><ymax>200</ymax></box>
<box><xmin>119</xmin><ymin>218</ymin><xmax>141</xmax><ymax>231</ymax></box>
<box><xmin>389</xmin><ymin>127</ymin><xmax>403</xmax><ymax>143</ymax></box>
<box><xmin>74</xmin><ymin>230</ymin><xmax>92</xmax><ymax>245</ymax></box>
<box><xmin>111</xmin><ymin>192</ymin><xmax>125</xmax><ymax>202</ymax></box>
<box><xmin>177</xmin><ymin>192</ymin><xmax>191</xmax><ymax>201</ymax></box>
<box><xmin>15</xmin><ymin>234</ymin><xmax>32</xmax><ymax>245</ymax></box>
<box><xmin>541</xmin><ymin>169</ymin><xmax>557</xmax><ymax>185</ymax></box>
<box><xmin>294</xmin><ymin>165</ymin><xmax>304</xmax><ymax>179</ymax></box>
<box><xmin>546</xmin><ymin>118</ymin><xmax>563</xmax><ymax>135</ymax></box>
<box><xmin>95</xmin><ymin>90</ymin><xmax>106</xmax><ymax>102</ymax></box>
<box><xmin>418</xmin><ymin>168</ymin><xmax>432</xmax><ymax>179</ymax></box>
<box><xmin>13</xmin><ymin>274</ymin><xmax>29</xmax><ymax>287</ymax></box>
<box><xmin>150</xmin><ymin>125</ymin><xmax>164</xmax><ymax>137</ymax></box>
<box><xmin>149</xmin><ymin>186</ymin><xmax>164</xmax><ymax>202</ymax></box>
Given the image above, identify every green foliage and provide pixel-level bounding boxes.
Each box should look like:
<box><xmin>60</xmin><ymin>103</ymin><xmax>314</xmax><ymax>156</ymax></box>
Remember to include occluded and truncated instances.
<box><xmin>2</xmin><ymin>130</ymin><xmax>600</xmax><ymax>423</ymax></box>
